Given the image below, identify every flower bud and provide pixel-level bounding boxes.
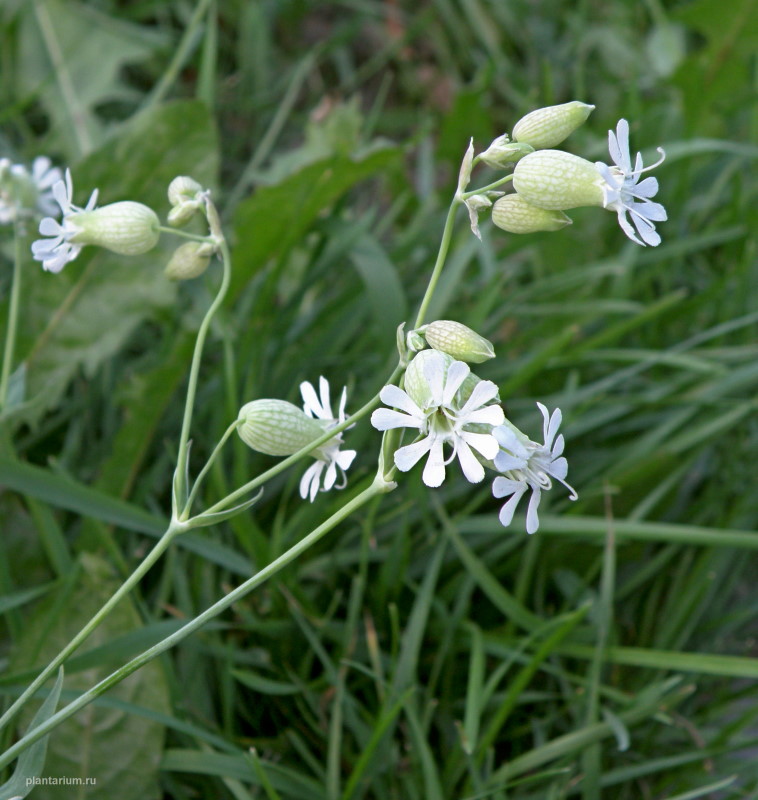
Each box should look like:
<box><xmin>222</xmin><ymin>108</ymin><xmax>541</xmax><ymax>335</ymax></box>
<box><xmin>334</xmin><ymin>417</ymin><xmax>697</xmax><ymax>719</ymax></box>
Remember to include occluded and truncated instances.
<box><xmin>456</xmin><ymin>139</ymin><xmax>475</xmax><ymax>194</ymax></box>
<box><xmin>237</xmin><ymin>399</ymin><xmax>325</xmax><ymax>456</ymax></box>
<box><xmin>423</xmin><ymin>320</ymin><xmax>495</xmax><ymax>363</ymax></box>
<box><xmin>512</xmin><ymin>101</ymin><xmax>595</xmax><ymax>149</ymax></box>
<box><xmin>479</xmin><ymin>136</ymin><xmax>535</xmax><ymax>168</ymax></box>
<box><xmin>67</xmin><ymin>202</ymin><xmax>160</xmax><ymax>255</ymax></box>
<box><xmin>164</xmin><ymin>242</ymin><xmax>213</xmax><ymax>280</ymax></box>
<box><xmin>167</xmin><ymin>176</ymin><xmax>204</xmax><ymax>227</ymax></box>
<box><xmin>491</xmin><ymin>194</ymin><xmax>572</xmax><ymax>233</ymax></box>
<box><xmin>512</xmin><ymin>151</ymin><xmax>604</xmax><ymax>211</ymax></box>
<box><xmin>406</xmin><ymin>330</ymin><xmax>426</xmax><ymax>352</ymax></box>
<box><xmin>168</xmin><ymin>176</ymin><xmax>203</xmax><ymax>206</ymax></box>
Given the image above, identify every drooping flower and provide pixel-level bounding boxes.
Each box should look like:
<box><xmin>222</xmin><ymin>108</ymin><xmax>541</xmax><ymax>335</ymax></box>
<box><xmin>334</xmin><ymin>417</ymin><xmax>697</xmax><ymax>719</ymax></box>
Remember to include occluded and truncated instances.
<box><xmin>594</xmin><ymin>118</ymin><xmax>667</xmax><ymax>246</ymax></box>
<box><xmin>298</xmin><ymin>377</ymin><xmax>357</xmax><ymax>502</ymax></box>
<box><xmin>31</xmin><ymin>169</ymin><xmax>99</xmax><ymax>272</ymax></box>
<box><xmin>371</xmin><ymin>351</ymin><xmax>504</xmax><ymax>487</ymax></box>
<box><xmin>492</xmin><ymin>403</ymin><xmax>577</xmax><ymax>534</ymax></box>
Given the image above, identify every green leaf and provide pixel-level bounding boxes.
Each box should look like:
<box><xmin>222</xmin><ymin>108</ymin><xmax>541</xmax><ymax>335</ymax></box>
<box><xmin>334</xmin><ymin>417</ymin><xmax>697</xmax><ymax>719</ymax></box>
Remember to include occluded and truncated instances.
<box><xmin>186</xmin><ymin>490</ymin><xmax>263</xmax><ymax>529</ymax></box>
<box><xmin>18</xmin><ymin>0</ymin><xmax>167</xmax><ymax>158</ymax></box>
<box><xmin>231</xmin><ymin>146</ymin><xmax>400</xmax><ymax>298</ymax></box>
<box><xmin>348</xmin><ymin>233</ymin><xmax>407</xmax><ymax>332</ymax></box>
<box><xmin>0</xmin><ymin>668</ymin><xmax>64</xmax><ymax>800</ymax></box>
<box><xmin>10</xmin><ymin>553</ymin><xmax>170</xmax><ymax>800</ymax></box>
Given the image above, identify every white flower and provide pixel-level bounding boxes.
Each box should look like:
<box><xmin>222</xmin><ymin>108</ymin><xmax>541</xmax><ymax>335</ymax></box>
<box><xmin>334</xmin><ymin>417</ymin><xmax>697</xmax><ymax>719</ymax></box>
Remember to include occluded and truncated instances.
<box><xmin>298</xmin><ymin>377</ymin><xmax>357</xmax><ymax>502</ymax></box>
<box><xmin>0</xmin><ymin>156</ymin><xmax>62</xmax><ymax>224</ymax></box>
<box><xmin>595</xmin><ymin>119</ymin><xmax>667</xmax><ymax>247</ymax></box>
<box><xmin>371</xmin><ymin>352</ymin><xmax>504</xmax><ymax>487</ymax></box>
<box><xmin>31</xmin><ymin>169</ymin><xmax>99</xmax><ymax>273</ymax></box>
<box><xmin>492</xmin><ymin>403</ymin><xmax>577</xmax><ymax>534</ymax></box>
<box><xmin>30</xmin><ymin>156</ymin><xmax>64</xmax><ymax>216</ymax></box>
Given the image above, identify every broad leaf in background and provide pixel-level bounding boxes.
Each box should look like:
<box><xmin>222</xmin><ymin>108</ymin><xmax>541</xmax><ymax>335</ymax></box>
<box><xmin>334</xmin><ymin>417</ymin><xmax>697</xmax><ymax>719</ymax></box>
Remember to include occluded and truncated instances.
<box><xmin>11</xmin><ymin>554</ymin><xmax>169</xmax><ymax>800</ymax></box>
<box><xmin>17</xmin><ymin>0</ymin><xmax>167</xmax><ymax>159</ymax></box>
<box><xmin>0</xmin><ymin>669</ymin><xmax>64</xmax><ymax>800</ymax></box>
<box><xmin>232</xmin><ymin>145</ymin><xmax>401</xmax><ymax>298</ymax></box>
<box><xmin>7</xmin><ymin>100</ymin><xmax>217</xmax><ymax>428</ymax></box>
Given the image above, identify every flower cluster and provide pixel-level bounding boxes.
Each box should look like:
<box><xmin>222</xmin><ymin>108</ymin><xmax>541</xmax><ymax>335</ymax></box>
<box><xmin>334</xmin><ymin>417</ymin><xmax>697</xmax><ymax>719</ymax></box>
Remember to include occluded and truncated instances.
<box><xmin>477</xmin><ymin>103</ymin><xmax>666</xmax><ymax>246</ymax></box>
<box><xmin>371</xmin><ymin>337</ymin><xmax>578</xmax><ymax>534</ymax></box>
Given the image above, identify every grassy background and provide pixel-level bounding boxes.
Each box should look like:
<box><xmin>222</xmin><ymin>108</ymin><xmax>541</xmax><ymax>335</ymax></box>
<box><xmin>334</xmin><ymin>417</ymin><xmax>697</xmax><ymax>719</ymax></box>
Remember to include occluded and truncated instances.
<box><xmin>1</xmin><ymin>0</ymin><xmax>758</xmax><ymax>797</ymax></box>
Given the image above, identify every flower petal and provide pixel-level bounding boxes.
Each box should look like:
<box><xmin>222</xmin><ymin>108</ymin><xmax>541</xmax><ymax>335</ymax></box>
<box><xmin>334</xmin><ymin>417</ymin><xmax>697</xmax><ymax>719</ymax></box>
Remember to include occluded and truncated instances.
<box><xmin>496</xmin><ymin>484</ymin><xmax>527</xmax><ymax>527</ymax></box>
<box><xmin>379</xmin><ymin>384</ymin><xmax>424</xmax><ymax>419</ymax></box>
<box><xmin>455</xmin><ymin>440</ymin><xmax>485</xmax><ymax>483</ymax></box>
<box><xmin>300</xmin><ymin>381</ymin><xmax>323</xmax><ymax>418</ymax></box>
<box><xmin>442</xmin><ymin>360</ymin><xmax>470</xmax><ymax>406</ymax></box>
<box><xmin>423</xmin><ymin>353</ymin><xmax>447</xmax><ymax>405</ymax></box>
<box><xmin>371</xmin><ymin>408</ymin><xmax>423</xmax><ymax>431</ymax></box>
<box><xmin>422</xmin><ymin>437</ymin><xmax>447</xmax><ymax>487</ymax></box>
<box><xmin>466</xmin><ymin>408</ymin><xmax>505</xmax><ymax>429</ymax></box>
<box><xmin>299</xmin><ymin>461</ymin><xmax>323</xmax><ymax>502</ymax></box>
<box><xmin>494</xmin><ymin>451</ymin><xmax>526</xmax><ymax>472</ymax></box>
<box><xmin>336</xmin><ymin>449</ymin><xmax>357</xmax><ymax>470</ymax></box>
<box><xmin>492</xmin><ymin>476</ymin><xmax>524</xmax><ymax>499</ymax></box>
<box><xmin>394</xmin><ymin>437</ymin><xmax>433</xmax><ymax>472</ymax></box>
<box><xmin>460</xmin><ymin>430</ymin><xmax>499</xmax><ymax>461</ymax></box>
<box><xmin>319</xmin><ymin>376</ymin><xmax>332</xmax><ymax>419</ymax></box>
<box><xmin>459</xmin><ymin>379</ymin><xmax>499</xmax><ymax>416</ymax></box>
<box><xmin>525</xmin><ymin>487</ymin><xmax>542</xmax><ymax>534</ymax></box>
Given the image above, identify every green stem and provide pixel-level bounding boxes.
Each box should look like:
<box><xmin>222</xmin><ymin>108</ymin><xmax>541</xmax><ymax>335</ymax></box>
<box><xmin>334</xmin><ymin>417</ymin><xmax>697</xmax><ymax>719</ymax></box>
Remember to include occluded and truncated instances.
<box><xmin>173</xmin><ymin>230</ymin><xmax>231</xmax><ymax>507</ymax></box>
<box><xmin>0</xmin><ymin>481</ymin><xmax>389</xmax><ymax>770</ymax></box>
<box><xmin>157</xmin><ymin>226</ymin><xmax>216</xmax><ymax>243</ymax></box>
<box><xmin>182</xmin><ymin>419</ymin><xmax>240</xmax><ymax>519</ymax></box>
<box><xmin>33</xmin><ymin>0</ymin><xmax>92</xmax><ymax>156</ymax></box>
<box><xmin>0</xmin><ymin>523</ymin><xmax>183</xmax><ymax>735</ymax></box>
<box><xmin>460</xmin><ymin>173</ymin><xmax>514</xmax><ymax>200</ymax></box>
<box><xmin>0</xmin><ymin>219</ymin><xmax>24</xmax><ymax>410</ymax></box>
<box><xmin>201</xmin><ymin>363</ymin><xmax>404</xmax><ymax>517</ymax></box>
<box><xmin>142</xmin><ymin>0</ymin><xmax>216</xmax><ymax>111</ymax></box>
<box><xmin>413</xmin><ymin>201</ymin><xmax>460</xmax><ymax>328</ymax></box>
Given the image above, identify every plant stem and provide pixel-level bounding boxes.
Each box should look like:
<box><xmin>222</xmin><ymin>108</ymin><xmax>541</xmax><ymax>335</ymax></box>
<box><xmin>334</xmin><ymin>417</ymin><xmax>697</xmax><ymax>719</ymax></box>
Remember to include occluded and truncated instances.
<box><xmin>182</xmin><ymin>419</ymin><xmax>240</xmax><ymax>519</ymax></box>
<box><xmin>0</xmin><ymin>480</ymin><xmax>389</xmax><ymax>769</ymax></box>
<box><xmin>460</xmin><ymin>173</ymin><xmax>514</xmax><ymax>199</ymax></box>
<box><xmin>141</xmin><ymin>0</ymin><xmax>216</xmax><ymax>111</ymax></box>
<box><xmin>156</xmin><ymin>226</ymin><xmax>216</xmax><ymax>243</ymax></box>
<box><xmin>0</xmin><ymin>219</ymin><xmax>24</xmax><ymax>410</ymax></box>
<box><xmin>173</xmin><ymin>232</ymin><xmax>231</xmax><ymax>506</ymax></box>
<box><xmin>0</xmin><ymin>523</ymin><xmax>183</xmax><ymax>735</ymax></box>
<box><xmin>413</xmin><ymin>200</ymin><xmax>460</xmax><ymax>328</ymax></box>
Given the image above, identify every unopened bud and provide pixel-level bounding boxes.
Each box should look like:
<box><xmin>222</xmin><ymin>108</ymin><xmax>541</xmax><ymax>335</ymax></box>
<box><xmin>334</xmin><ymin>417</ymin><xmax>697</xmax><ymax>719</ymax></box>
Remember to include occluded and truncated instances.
<box><xmin>479</xmin><ymin>136</ymin><xmax>535</xmax><ymax>168</ymax></box>
<box><xmin>423</xmin><ymin>320</ymin><xmax>495</xmax><ymax>363</ymax></box>
<box><xmin>164</xmin><ymin>242</ymin><xmax>214</xmax><ymax>280</ymax></box>
<box><xmin>456</xmin><ymin>139</ymin><xmax>475</xmax><ymax>194</ymax></box>
<box><xmin>167</xmin><ymin>176</ymin><xmax>204</xmax><ymax>227</ymax></box>
<box><xmin>492</xmin><ymin>194</ymin><xmax>572</xmax><ymax>233</ymax></box>
<box><xmin>68</xmin><ymin>202</ymin><xmax>160</xmax><ymax>255</ymax></box>
<box><xmin>168</xmin><ymin>176</ymin><xmax>203</xmax><ymax>206</ymax></box>
<box><xmin>406</xmin><ymin>330</ymin><xmax>426</xmax><ymax>352</ymax></box>
<box><xmin>512</xmin><ymin>101</ymin><xmax>595</xmax><ymax>149</ymax></box>
<box><xmin>513</xmin><ymin>151</ymin><xmax>604</xmax><ymax>211</ymax></box>
<box><xmin>237</xmin><ymin>399</ymin><xmax>325</xmax><ymax>456</ymax></box>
